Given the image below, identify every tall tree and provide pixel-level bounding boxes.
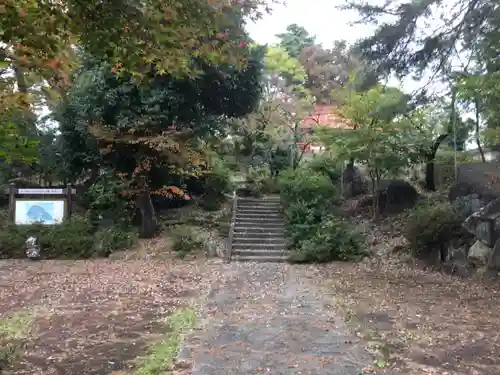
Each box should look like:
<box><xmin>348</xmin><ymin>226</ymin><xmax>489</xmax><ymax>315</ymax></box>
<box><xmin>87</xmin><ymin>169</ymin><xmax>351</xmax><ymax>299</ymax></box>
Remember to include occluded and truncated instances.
<box><xmin>58</xmin><ymin>41</ymin><xmax>264</xmax><ymax>237</ymax></box>
<box><xmin>1</xmin><ymin>0</ymin><xmax>277</xmax><ymax>115</ymax></box>
<box><xmin>276</xmin><ymin>24</ymin><xmax>316</xmax><ymax>59</ymax></box>
<box><xmin>234</xmin><ymin>44</ymin><xmax>313</xmax><ymax>173</ymax></box>
<box><xmin>318</xmin><ymin>84</ymin><xmax>417</xmax><ymax>220</ymax></box>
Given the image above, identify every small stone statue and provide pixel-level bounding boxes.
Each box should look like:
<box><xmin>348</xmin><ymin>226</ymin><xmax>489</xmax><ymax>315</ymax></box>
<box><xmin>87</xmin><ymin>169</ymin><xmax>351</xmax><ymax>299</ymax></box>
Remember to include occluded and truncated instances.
<box><xmin>25</xmin><ymin>236</ymin><xmax>41</xmax><ymax>260</ymax></box>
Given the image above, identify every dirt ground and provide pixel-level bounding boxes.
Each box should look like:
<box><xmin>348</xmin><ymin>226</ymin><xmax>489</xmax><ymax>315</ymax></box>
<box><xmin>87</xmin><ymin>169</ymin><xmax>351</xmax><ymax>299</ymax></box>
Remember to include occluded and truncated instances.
<box><xmin>314</xmin><ymin>259</ymin><xmax>500</xmax><ymax>375</ymax></box>
<box><xmin>0</xmin><ymin>253</ymin><xmax>221</xmax><ymax>375</ymax></box>
<box><xmin>311</xmin><ymin>211</ymin><xmax>500</xmax><ymax>375</ymax></box>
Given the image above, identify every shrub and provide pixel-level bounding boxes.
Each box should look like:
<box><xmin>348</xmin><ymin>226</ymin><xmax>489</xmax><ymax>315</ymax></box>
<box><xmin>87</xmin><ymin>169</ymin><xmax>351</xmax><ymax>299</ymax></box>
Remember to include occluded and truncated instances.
<box><xmin>93</xmin><ymin>227</ymin><xmax>138</xmax><ymax>256</ymax></box>
<box><xmin>279</xmin><ymin>167</ymin><xmax>340</xmax><ymax>214</ymax></box>
<box><xmin>171</xmin><ymin>226</ymin><xmax>204</xmax><ymax>258</ymax></box>
<box><xmin>85</xmin><ymin>169</ymin><xmax>135</xmax><ymax>227</ymax></box>
<box><xmin>290</xmin><ymin>216</ymin><xmax>365</xmax><ymax>263</ymax></box>
<box><xmin>242</xmin><ymin>166</ymin><xmax>281</xmax><ymax>196</ymax></box>
<box><xmin>307</xmin><ymin>153</ymin><xmax>342</xmax><ymax>183</ymax></box>
<box><xmin>278</xmin><ymin>168</ymin><xmax>361</xmax><ymax>262</ymax></box>
<box><xmin>0</xmin><ymin>216</ymin><xmax>137</xmax><ymax>259</ymax></box>
<box><xmin>200</xmin><ymin>162</ymin><xmax>232</xmax><ymax>210</ymax></box>
<box><xmin>404</xmin><ymin>201</ymin><xmax>467</xmax><ymax>261</ymax></box>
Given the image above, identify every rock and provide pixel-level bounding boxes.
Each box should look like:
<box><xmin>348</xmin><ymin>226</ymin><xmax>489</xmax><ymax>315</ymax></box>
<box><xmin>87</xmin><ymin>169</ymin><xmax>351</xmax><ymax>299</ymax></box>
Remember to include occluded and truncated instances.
<box><xmin>441</xmin><ymin>260</ymin><xmax>475</xmax><ymax>278</ymax></box>
<box><xmin>446</xmin><ymin>244</ymin><xmax>468</xmax><ymax>261</ymax></box>
<box><xmin>376</xmin><ymin>180</ymin><xmax>419</xmax><ymax>215</ymax></box>
<box><xmin>467</xmin><ymin>240</ymin><xmax>492</xmax><ymax>265</ymax></box>
<box><xmin>487</xmin><ymin>239</ymin><xmax>500</xmax><ymax>270</ymax></box>
<box><xmin>474</xmin><ymin>266</ymin><xmax>499</xmax><ymax>283</ymax></box>
<box><xmin>449</xmin><ymin>162</ymin><xmax>500</xmax><ymax>215</ymax></box>
<box><xmin>205</xmin><ymin>240</ymin><xmax>218</xmax><ymax>258</ymax></box>
<box><xmin>462</xmin><ymin>197</ymin><xmax>500</xmax><ymax>247</ymax></box>
<box><xmin>451</xmin><ymin>193</ymin><xmax>485</xmax><ymax>216</ymax></box>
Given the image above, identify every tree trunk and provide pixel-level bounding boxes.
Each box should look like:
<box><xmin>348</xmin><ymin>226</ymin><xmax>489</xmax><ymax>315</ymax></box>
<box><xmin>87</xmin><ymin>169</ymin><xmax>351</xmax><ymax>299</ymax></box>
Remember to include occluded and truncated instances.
<box><xmin>136</xmin><ymin>190</ymin><xmax>157</xmax><ymax>238</ymax></box>
<box><xmin>425</xmin><ymin>160</ymin><xmax>436</xmax><ymax>191</ymax></box>
<box><xmin>474</xmin><ymin>96</ymin><xmax>486</xmax><ymax>163</ymax></box>
<box><xmin>346</xmin><ymin>159</ymin><xmax>355</xmax><ymax>197</ymax></box>
<box><xmin>423</xmin><ymin>133</ymin><xmax>450</xmax><ymax>191</ymax></box>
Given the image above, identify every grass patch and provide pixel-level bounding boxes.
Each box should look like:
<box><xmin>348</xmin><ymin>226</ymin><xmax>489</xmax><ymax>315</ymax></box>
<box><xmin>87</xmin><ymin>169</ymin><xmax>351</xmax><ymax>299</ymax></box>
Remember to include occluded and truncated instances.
<box><xmin>0</xmin><ymin>310</ymin><xmax>34</xmax><ymax>372</ymax></box>
<box><xmin>134</xmin><ymin>308</ymin><xmax>196</xmax><ymax>375</ymax></box>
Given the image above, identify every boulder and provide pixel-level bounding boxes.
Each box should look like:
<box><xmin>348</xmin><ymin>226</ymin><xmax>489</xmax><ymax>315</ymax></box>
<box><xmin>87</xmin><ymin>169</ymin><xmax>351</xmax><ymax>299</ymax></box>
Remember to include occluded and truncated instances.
<box><xmin>342</xmin><ymin>164</ymin><xmax>367</xmax><ymax>197</ymax></box>
<box><xmin>462</xmin><ymin>197</ymin><xmax>500</xmax><ymax>247</ymax></box>
<box><xmin>441</xmin><ymin>260</ymin><xmax>475</xmax><ymax>278</ymax></box>
<box><xmin>467</xmin><ymin>240</ymin><xmax>492</xmax><ymax>265</ymax></box>
<box><xmin>449</xmin><ymin>162</ymin><xmax>500</xmax><ymax>216</ymax></box>
<box><xmin>376</xmin><ymin>180</ymin><xmax>420</xmax><ymax>215</ymax></box>
<box><xmin>487</xmin><ymin>239</ymin><xmax>500</xmax><ymax>270</ymax></box>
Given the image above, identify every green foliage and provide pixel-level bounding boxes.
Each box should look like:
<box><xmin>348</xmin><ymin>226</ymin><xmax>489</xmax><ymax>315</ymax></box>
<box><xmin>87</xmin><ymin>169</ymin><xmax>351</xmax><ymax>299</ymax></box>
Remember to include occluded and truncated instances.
<box><xmin>135</xmin><ymin>308</ymin><xmax>196</xmax><ymax>375</ymax></box>
<box><xmin>200</xmin><ymin>162</ymin><xmax>232</xmax><ymax>211</ymax></box>
<box><xmin>85</xmin><ymin>169</ymin><xmax>135</xmax><ymax>227</ymax></box>
<box><xmin>276</xmin><ymin>23</ymin><xmax>316</xmax><ymax>59</ymax></box>
<box><xmin>405</xmin><ymin>201</ymin><xmax>466</xmax><ymax>260</ymax></box>
<box><xmin>243</xmin><ymin>166</ymin><xmax>278</xmax><ymax>196</ymax></box>
<box><xmin>306</xmin><ymin>153</ymin><xmax>342</xmax><ymax>183</ymax></box>
<box><xmin>290</xmin><ymin>215</ymin><xmax>365</xmax><ymax>263</ymax></box>
<box><xmin>0</xmin><ymin>311</ymin><xmax>33</xmax><ymax>373</ymax></box>
<box><xmin>93</xmin><ymin>227</ymin><xmax>137</xmax><ymax>256</ymax></box>
<box><xmin>319</xmin><ymin>85</ymin><xmax>418</xmax><ymax>180</ymax></box>
<box><xmin>278</xmin><ymin>168</ymin><xmax>362</xmax><ymax>262</ymax></box>
<box><xmin>0</xmin><ymin>216</ymin><xmax>136</xmax><ymax>259</ymax></box>
<box><xmin>0</xmin><ymin>121</ymin><xmax>39</xmax><ymax>165</ymax></box>
<box><xmin>171</xmin><ymin>226</ymin><xmax>204</xmax><ymax>259</ymax></box>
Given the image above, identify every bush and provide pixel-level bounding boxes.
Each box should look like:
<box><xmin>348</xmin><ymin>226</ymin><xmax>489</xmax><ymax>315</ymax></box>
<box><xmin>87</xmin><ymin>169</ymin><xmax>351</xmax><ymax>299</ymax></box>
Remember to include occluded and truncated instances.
<box><xmin>279</xmin><ymin>167</ymin><xmax>340</xmax><ymax>217</ymax></box>
<box><xmin>278</xmin><ymin>168</ymin><xmax>362</xmax><ymax>262</ymax></box>
<box><xmin>404</xmin><ymin>201</ymin><xmax>467</xmax><ymax>261</ymax></box>
<box><xmin>306</xmin><ymin>153</ymin><xmax>342</xmax><ymax>183</ymax></box>
<box><xmin>244</xmin><ymin>166</ymin><xmax>281</xmax><ymax>196</ymax></box>
<box><xmin>93</xmin><ymin>227</ymin><xmax>138</xmax><ymax>256</ymax></box>
<box><xmin>85</xmin><ymin>169</ymin><xmax>135</xmax><ymax>227</ymax></box>
<box><xmin>0</xmin><ymin>216</ymin><xmax>137</xmax><ymax>259</ymax></box>
<box><xmin>290</xmin><ymin>216</ymin><xmax>365</xmax><ymax>263</ymax></box>
<box><xmin>200</xmin><ymin>162</ymin><xmax>232</xmax><ymax>210</ymax></box>
<box><xmin>171</xmin><ymin>225</ymin><xmax>204</xmax><ymax>258</ymax></box>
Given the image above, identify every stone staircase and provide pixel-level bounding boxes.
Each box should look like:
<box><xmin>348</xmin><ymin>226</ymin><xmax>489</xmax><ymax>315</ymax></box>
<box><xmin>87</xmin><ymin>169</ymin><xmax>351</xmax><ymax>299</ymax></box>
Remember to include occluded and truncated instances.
<box><xmin>228</xmin><ymin>196</ymin><xmax>289</xmax><ymax>262</ymax></box>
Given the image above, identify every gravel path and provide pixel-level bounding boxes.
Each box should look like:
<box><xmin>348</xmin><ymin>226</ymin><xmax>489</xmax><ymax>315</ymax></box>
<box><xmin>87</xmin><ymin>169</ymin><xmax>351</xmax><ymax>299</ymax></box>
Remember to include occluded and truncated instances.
<box><xmin>179</xmin><ymin>262</ymin><xmax>377</xmax><ymax>375</ymax></box>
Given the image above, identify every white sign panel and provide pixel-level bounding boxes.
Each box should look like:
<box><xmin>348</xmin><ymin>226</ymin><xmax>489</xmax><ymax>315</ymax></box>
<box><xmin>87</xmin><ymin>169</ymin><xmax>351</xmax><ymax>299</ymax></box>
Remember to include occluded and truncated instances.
<box><xmin>15</xmin><ymin>200</ymin><xmax>65</xmax><ymax>225</ymax></box>
<box><xmin>17</xmin><ymin>188</ymin><xmax>64</xmax><ymax>195</ymax></box>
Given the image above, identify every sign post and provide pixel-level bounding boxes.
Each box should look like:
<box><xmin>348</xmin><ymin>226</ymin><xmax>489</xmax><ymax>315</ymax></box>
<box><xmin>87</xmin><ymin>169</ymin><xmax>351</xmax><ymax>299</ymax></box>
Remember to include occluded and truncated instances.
<box><xmin>6</xmin><ymin>184</ymin><xmax>77</xmax><ymax>225</ymax></box>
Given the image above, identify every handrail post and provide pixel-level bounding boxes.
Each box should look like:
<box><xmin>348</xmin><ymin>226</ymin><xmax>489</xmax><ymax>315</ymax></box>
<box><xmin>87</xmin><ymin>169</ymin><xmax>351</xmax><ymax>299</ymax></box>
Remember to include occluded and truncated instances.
<box><xmin>226</xmin><ymin>190</ymin><xmax>238</xmax><ymax>263</ymax></box>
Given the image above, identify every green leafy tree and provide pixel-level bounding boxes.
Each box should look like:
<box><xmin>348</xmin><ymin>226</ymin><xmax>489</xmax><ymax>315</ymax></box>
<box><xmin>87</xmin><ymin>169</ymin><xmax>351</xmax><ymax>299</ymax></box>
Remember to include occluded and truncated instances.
<box><xmin>276</xmin><ymin>24</ymin><xmax>316</xmax><ymax>59</ymax></box>
<box><xmin>58</xmin><ymin>39</ymin><xmax>264</xmax><ymax>237</ymax></box>
<box><xmin>234</xmin><ymin>44</ymin><xmax>313</xmax><ymax>174</ymax></box>
<box><xmin>318</xmin><ymin>85</ymin><xmax>417</xmax><ymax>219</ymax></box>
<box><xmin>344</xmin><ymin>0</ymin><xmax>500</xmax><ymax>135</ymax></box>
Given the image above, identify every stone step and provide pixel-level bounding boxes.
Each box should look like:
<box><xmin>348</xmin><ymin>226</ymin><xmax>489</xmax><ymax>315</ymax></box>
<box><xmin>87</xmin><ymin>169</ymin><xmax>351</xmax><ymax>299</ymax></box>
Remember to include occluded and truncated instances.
<box><xmin>236</xmin><ymin>208</ymin><xmax>283</xmax><ymax>214</ymax></box>
<box><xmin>237</xmin><ymin>197</ymin><xmax>280</xmax><ymax>202</ymax></box>
<box><xmin>235</xmin><ymin>219</ymin><xmax>284</xmax><ymax>226</ymax></box>
<box><xmin>232</xmin><ymin>242</ymin><xmax>285</xmax><ymax>250</ymax></box>
<box><xmin>232</xmin><ymin>237</ymin><xmax>286</xmax><ymax>245</ymax></box>
<box><xmin>237</xmin><ymin>200</ymin><xmax>281</xmax><ymax>207</ymax></box>
<box><xmin>234</xmin><ymin>221</ymin><xmax>284</xmax><ymax>228</ymax></box>
<box><xmin>236</xmin><ymin>211</ymin><xmax>284</xmax><ymax>221</ymax></box>
<box><xmin>233</xmin><ymin>229</ymin><xmax>285</xmax><ymax>237</ymax></box>
<box><xmin>232</xmin><ymin>249</ymin><xmax>289</xmax><ymax>257</ymax></box>
<box><xmin>233</xmin><ymin>235</ymin><xmax>285</xmax><ymax>242</ymax></box>
<box><xmin>231</xmin><ymin>255</ymin><xmax>289</xmax><ymax>262</ymax></box>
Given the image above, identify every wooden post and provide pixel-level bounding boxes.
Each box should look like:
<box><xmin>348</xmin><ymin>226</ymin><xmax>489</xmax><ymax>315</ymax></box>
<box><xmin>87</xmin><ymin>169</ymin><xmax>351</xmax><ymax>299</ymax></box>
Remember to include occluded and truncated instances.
<box><xmin>8</xmin><ymin>183</ymin><xmax>16</xmax><ymax>223</ymax></box>
<box><xmin>65</xmin><ymin>184</ymin><xmax>73</xmax><ymax>219</ymax></box>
